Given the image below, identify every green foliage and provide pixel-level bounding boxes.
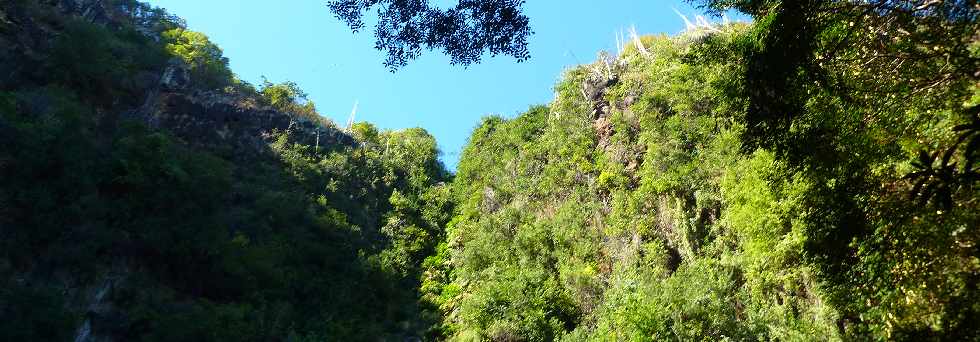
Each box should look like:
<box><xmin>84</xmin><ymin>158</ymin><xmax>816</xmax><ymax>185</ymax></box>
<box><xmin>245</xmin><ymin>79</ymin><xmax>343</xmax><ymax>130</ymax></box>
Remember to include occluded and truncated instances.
<box><xmin>1</xmin><ymin>2</ymin><xmax>451</xmax><ymax>340</ymax></box>
<box><xmin>0</xmin><ymin>90</ymin><xmax>450</xmax><ymax>340</ymax></box>
<box><xmin>108</xmin><ymin>0</ymin><xmax>187</xmax><ymax>31</ymax></box>
<box><xmin>5</xmin><ymin>0</ymin><xmax>979</xmax><ymax>340</ymax></box>
<box><xmin>48</xmin><ymin>18</ymin><xmax>168</xmax><ymax>104</ymax></box>
<box><xmin>440</xmin><ymin>103</ymin><xmax>599</xmax><ymax>339</ymax></box>
<box><xmin>162</xmin><ymin>28</ymin><xmax>234</xmax><ymax>90</ymax></box>
<box><xmin>908</xmin><ymin>104</ymin><xmax>980</xmax><ymax>209</ymax></box>
<box><xmin>0</xmin><ymin>281</ymin><xmax>77</xmax><ymax>341</ymax></box>
<box><xmin>259</xmin><ymin>79</ymin><xmax>310</xmax><ymax>111</ymax></box>
<box><xmin>267</xmin><ymin>123</ymin><xmax>453</xmax><ymax>338</ymax></box>
<box><xmin>327</xmin><ymin>0</ymin><xmax>531</xmax><ymax>69</ymax></box>
<box><xmin>438</xmin><ymin>10</ymin><xmax>979</xmax><ymax>340</ymax></box>
<box><xmin>259</xmin><ymin>78</ymin><xmax>330</xmax><ymax>126</ymax></box>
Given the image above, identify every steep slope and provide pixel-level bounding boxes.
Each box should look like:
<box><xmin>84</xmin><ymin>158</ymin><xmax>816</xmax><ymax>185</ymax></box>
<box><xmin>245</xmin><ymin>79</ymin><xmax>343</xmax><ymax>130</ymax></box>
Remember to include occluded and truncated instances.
<box><xmin>0</xmin><ymin>1</ymin><xmax>450</xmax><ymax>340</ymax></box>
<box><xmin>430</xmin><ymin>20</ymin><xmax>979</xmax><ymax>341</ymax></box>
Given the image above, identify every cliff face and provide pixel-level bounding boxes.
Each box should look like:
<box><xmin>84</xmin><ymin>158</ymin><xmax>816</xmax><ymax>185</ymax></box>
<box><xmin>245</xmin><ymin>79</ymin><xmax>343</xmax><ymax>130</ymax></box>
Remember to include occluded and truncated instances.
<box><xmin>136</xmin><ymin>65</ymin><xmax>356</xmax><ymax>159</ymax></box>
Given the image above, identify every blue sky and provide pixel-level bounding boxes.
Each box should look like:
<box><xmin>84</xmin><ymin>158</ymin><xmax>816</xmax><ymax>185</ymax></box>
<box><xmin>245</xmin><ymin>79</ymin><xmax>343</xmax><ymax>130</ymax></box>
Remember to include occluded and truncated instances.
<box><xmin>146</xmin><ymin>0</ymin><xmax>730</xmax><ymax>169</ymax></box>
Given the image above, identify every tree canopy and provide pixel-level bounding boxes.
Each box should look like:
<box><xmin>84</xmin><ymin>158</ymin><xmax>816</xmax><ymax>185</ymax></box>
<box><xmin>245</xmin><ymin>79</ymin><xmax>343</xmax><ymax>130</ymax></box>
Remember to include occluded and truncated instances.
<box><xmin>327</xmin><ymin>0</ymin><xmax>532</xmax><ymax>70</ymax></box>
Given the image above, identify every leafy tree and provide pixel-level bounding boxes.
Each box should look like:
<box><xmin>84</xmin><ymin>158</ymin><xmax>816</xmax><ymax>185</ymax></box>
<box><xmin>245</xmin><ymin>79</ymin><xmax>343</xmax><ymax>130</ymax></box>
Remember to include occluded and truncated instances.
<box><xmin>161</xmin><ymin>28</ymin><xmax>234</xmax><ymax>89</ymax></box>
<box><xmin>258</xmin><ymin>78</ymin><xmax>320</xmax><ymax>121</ymax></box>
<box><xmin>109</xmin><ymin>0</ymin><xmax>187</xmax><ymax>31</ymax></box>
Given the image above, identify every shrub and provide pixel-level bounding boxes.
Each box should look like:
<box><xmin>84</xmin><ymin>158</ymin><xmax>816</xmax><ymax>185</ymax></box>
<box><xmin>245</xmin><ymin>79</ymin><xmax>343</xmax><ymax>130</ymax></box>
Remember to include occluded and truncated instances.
<box><xmin>161</xmin><ymin>28</ymin><xmax>234</xmax><ymax>90</ymax></box>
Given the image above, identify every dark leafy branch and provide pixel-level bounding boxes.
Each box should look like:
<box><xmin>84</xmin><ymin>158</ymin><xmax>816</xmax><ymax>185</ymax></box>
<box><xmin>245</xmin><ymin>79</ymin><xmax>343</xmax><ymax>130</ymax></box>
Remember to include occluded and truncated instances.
<box><xmin>908</xmin><ymin>104</ymin><xmax>980</xmax><ymax>209</ymax></box>
<box><xmin>327</xmin><ymin>0</ymin><xmax>532</xmax><ymax>70</ymax></box>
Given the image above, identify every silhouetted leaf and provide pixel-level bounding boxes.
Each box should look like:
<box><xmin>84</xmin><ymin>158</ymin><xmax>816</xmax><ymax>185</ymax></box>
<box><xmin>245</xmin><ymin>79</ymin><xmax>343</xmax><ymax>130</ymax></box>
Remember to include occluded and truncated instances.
<box><xmin>941</xmin><ymin>148</ymin><xmax>957</xmax><ymax>168</ymax></box>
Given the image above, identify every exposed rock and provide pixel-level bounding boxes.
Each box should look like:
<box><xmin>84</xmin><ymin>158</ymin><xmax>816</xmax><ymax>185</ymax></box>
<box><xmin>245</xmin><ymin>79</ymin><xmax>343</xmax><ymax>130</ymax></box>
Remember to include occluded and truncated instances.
<box><xmin>159</xmin><ymin>59</ymin><xmax>190</xmax><ymax>91</ymax></box>
<box><xmin>69</xmin><ymin>263</ymin><xmax>129</xmax><ymax>342</ymax></box>
<box><xmin>57</xmin><ymin>0</ymin><xmax>111</xmax><ymax>24</ymax></box>
<box><xmin>482</xmin><ymin>186</ymin><xmax>500</xmax><ymax>213</ymax></box>
<box><xmin>594</xmin><ymin>115</ymin><xmax>613</xmax><ymax>150</ymax></box>
<box><xmin>135</xmin><ymin>90</ymin><xmax>356</xmax><ymax>159</ymax></box>
<box><xmin>582</xmin><ymin>73</ymin><xmax>618</xmax><ymax>119</ymax></box>
<box><xmin>621</xmin><ymin>94</ymin><xmax>638</xmax><ymax>109</ymax></box>
<box><xmin>585</xmin><ymin>73</ymin><xmax>617</xmax><ymax>152</ymax></box>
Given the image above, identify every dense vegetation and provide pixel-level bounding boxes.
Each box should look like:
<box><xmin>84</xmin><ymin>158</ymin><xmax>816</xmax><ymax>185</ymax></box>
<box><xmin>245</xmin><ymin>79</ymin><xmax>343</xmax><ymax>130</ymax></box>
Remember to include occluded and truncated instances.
<box><xmin>1</xmin><ymin>0</ymin><xmax>978</xmax><ymax>341</ymax></box>
<box><xmin>427</xmin><ymin>1</ymin><xmax>980</xmax><ymax>340</ymax></box>
<box><xmin>1</xmin><ymin>1</ymin><xmax>449</xmax><ymax>340</ymax></box>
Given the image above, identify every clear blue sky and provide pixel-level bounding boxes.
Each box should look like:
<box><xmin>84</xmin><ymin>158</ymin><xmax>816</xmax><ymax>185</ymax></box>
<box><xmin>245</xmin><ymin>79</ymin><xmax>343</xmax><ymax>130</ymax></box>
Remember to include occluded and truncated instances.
<box><xmin>146</xmin><ymin>0</ymin><xmax>735</xmax><ymax>169</ymax></box>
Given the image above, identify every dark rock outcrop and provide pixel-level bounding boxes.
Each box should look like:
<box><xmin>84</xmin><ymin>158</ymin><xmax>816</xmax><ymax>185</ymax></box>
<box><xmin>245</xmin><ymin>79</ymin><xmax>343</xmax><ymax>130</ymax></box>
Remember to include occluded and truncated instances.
<box><xmin>137</xmin><ymin>89</ymin><xmax>356</xmax><ymax>158</ymax></box>
<box><xmin>56</xmin><ymin>0</ymin><xmax>112</xmax><ymax>24</ymax></box>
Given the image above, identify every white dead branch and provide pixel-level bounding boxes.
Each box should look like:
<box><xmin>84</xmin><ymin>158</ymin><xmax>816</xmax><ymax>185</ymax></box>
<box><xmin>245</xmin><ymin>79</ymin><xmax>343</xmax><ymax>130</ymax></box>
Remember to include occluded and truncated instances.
<box><xmin>628</xmin><ymin>25</ymin><xmax>650</xmax><ymax>57</ymax></box>
<box><xmin>345</xmin><ymin>100</ymin><xmax>358</xmax><ymax>131</ymax></box>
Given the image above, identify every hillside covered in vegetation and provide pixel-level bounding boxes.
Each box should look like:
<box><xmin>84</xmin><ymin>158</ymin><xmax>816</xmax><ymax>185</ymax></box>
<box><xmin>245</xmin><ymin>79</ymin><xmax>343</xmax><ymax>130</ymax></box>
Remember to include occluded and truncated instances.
<box><xmin>1</xmin><ymin>1</ymin><xmax>450</xmax><ymax>340</ymax></box>
<box><xmin>1</xmin><ymin>0</ymin><xmax>978</xmax><ymax>341</ymax></box>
